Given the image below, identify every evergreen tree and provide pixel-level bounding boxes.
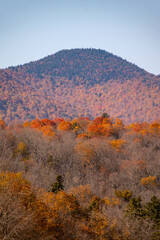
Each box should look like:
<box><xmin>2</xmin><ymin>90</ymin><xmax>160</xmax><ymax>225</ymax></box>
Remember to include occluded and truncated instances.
<box><xmin>101</xmin><ymin>112</ymin><xmax>110</xmax><ymax>118</ymax></box>
<box><xmin>51</xmin><ymin>175</ymin><xmax>64</xmax><ymax>193</ymax></box>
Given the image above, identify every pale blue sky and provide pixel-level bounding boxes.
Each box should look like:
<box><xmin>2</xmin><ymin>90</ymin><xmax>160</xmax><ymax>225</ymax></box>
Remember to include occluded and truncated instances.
<box><xmin>0</xmin><ymin>0</ymin><xmax>160</xmax><ymax>74</ymax></box>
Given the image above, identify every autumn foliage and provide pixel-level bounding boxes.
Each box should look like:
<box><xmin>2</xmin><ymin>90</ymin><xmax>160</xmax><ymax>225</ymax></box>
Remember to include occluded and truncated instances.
<box><xmin>0</xmin><ymin>114</ymin><xmax>160</xmax><ymax>239</ymax></box>
<box><xmin>0</xmin><ymin>49</ymin><xmax>159</xmax><ymax>124</ymax></box>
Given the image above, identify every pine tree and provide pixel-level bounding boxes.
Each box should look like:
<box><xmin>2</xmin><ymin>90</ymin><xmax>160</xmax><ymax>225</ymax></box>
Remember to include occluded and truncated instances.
<box><xmin>51</xmin><ymin>175</ymin><xmax>64</xmax><ymax>193</ymax></box>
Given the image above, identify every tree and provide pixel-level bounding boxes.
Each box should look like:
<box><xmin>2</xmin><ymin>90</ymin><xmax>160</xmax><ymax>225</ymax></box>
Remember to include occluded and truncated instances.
<box><xmin>145</xmin><ymin>196</ymin><xmax>160</xmax><ymax>225</ymax></box>
<box><xmin>115</xmin><ymin>189</ymin><xmax>132</xmax><ymax>202</ymax></box>
<box><xmin>57</xmin><ymin>121</ymin><xmax>72</xmax><ymax>131</ymax></box>
<box><xmin>51</xmin><ymin>175</ymin><xmax>64</xmax><ymax>193</ymax></box>
<box><xmin>0</xmin><ymin>119</ymin><xmax>6</xmax><ymax>129</ymax></box>
<box><xmin>101</xmin><ymin>113</ymin><xmax>110</xmax><ymax>118</ymax></box>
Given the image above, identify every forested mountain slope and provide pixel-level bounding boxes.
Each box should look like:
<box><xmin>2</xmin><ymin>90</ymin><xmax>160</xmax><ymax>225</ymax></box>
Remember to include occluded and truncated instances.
<box><xmin>0</xmin><ymin>49</ymin><xmax>159</xmax><ymax>123</ymax></box>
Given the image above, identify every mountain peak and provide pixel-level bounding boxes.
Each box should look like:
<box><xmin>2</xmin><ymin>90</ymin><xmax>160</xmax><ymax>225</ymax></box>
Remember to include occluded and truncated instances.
<box><xmin>0</xmin><ymin>49</ymin><xmax>159</xmax><ymax>123</ymax></box>
<box><xmin>10</xmin><ymin>48</ymin><xmax>148</xmax><ymax>84</ymax></box>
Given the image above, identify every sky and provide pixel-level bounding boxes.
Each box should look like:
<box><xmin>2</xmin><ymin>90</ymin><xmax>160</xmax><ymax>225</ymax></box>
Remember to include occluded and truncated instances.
<box><xmin>0</xmin><ymin>0</ymin><xmax>160</xmax><ymax>75</ymax></box>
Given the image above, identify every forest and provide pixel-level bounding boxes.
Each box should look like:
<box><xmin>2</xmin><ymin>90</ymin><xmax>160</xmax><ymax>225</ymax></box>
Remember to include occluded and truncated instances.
<box><xmin>0</xmin><ymin>49</ymin><xmax>159</xmax><ymax>123</ymax></box>
<box><xmin>0</xmin><ymin>114</ymin><xmax>160</xmax><ymax>240</ymax></box>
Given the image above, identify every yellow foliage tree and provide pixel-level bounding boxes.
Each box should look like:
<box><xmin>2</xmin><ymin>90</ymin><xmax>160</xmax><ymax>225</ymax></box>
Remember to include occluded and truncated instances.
<box><xmin>14</xmin><ymin>142</ymin><xmax>29</xmax><ymax>161</ymax></box>
<box><xmin>57</xmin><ymin>120</ymin><xmax>72</xmax><ymax>131</ymax></box>
<box><xmin>41</xmin><ymin>126</ymin><xmax>55</xmax><ymax>137</ymax></box>
<box><xmin>69</xmin><ymin>184</ymin><xmax>93</xmax><ymax>206</ymax></box>
<box><xmin>110</xmin><ymin>139</ymin><xmax>126</xmax><ymax>151</ymax></box>
<box><xmin>141</xmin><ymin>176</ymin><xmax>157</xmax><ymax>187</ymax></box>
<box><xmin>75</xmin><ymin>142</ymin><xmax>96</xmax><ymax>165</ymax></box>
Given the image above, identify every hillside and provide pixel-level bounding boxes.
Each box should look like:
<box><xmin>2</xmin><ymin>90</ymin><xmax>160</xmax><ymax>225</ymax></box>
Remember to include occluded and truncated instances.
<box><xmin>0</xmin><ymin>116</ymin><xmax>160</xmax><ymax>240</ymax></box>
<box><xmin>0</xmin><ymin>48</ymin><xmax>159</xmax><ymax>123</ymax></box>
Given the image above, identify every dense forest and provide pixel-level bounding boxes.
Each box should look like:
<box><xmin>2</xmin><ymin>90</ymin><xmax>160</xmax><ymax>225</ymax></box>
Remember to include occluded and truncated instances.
<box><xmin>0</xmin><ymin>114</ymin><xmax>160</xmax><ymax>239</ymax></box>
<box><xmin>0</xmin><ymin>49</ymin><xmax>159</xmax><ymax>123</ymax></box>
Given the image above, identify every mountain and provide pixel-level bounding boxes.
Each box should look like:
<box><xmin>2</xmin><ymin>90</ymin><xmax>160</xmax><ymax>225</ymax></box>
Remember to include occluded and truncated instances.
<box><xmin>0</xmin><ymin>48</ymin><xmax>159</xmax><ymax>123</ymax></box>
